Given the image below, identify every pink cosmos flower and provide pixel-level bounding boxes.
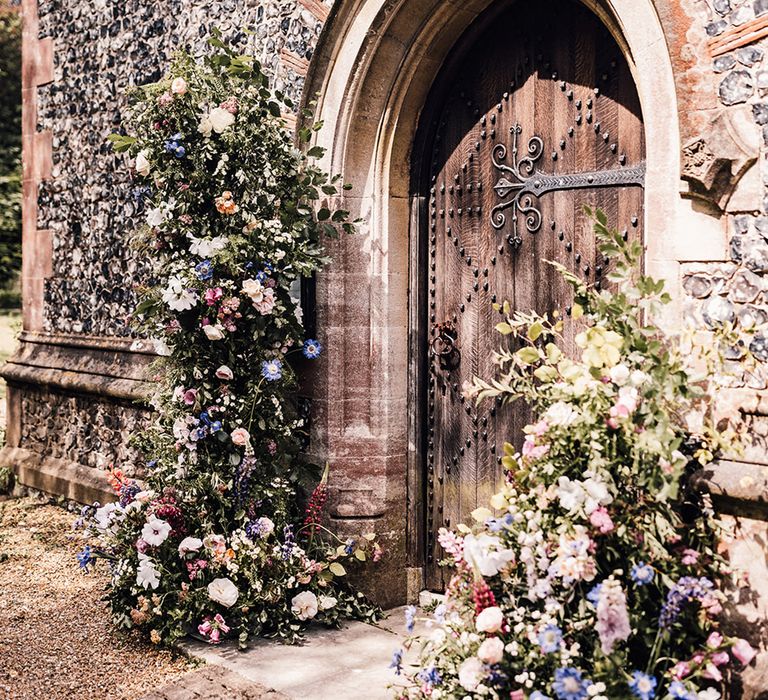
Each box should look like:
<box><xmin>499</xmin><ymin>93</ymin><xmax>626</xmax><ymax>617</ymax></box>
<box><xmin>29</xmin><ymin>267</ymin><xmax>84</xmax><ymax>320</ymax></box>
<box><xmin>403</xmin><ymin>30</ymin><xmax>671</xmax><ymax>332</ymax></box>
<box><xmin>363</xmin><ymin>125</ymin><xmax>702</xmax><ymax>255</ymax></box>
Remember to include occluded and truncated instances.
<box><xmin>205</xmin><ymin>287</ymin><xmax>223</xmax><ymax>306</ymax></box>
<box><xmin>732</xmin><ymin>638</ymin><xmax>757</xmax><ymax>666</ymax></box>
<box><xmin>681</xmin><ymin>548</ymin><xmax>699</xmax><ymax>565</ymax></box>
<box><xmin>589</xmin><ymin>507</ymin><xmax>614</xmax><ymax>534</ymax></box>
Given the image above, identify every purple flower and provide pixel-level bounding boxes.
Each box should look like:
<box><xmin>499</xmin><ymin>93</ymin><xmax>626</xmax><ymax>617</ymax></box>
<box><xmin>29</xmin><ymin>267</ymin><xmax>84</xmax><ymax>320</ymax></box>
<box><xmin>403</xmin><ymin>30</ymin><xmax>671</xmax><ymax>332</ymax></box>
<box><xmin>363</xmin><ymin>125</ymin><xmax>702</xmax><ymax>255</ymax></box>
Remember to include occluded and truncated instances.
<box><xmin>628</xmin><ymin>671</ymin><xmax>657</xmax><ymax>700</ymax></box>
<box><xmin>552</xmin><ymin>667</ymin><xmax>590</xmax><ymax>700</ymax></box>
<box><xmin>631</xmin><ymin>562</ymin><xmax>655</xmax><ymax>585</ymax></box>
<box><xmin>195</xmin><ymin>260</ymin><xmax>214</xmax><ymax>281</ymax></box>
<box><xmin>389</xmin><ymin>648</ymin><xmax>403</xmax><ymax>675</ymax></box>
<box><xmin>659</xmin><ymin>576</ymin><xmax>714</xmax><ymax>628</ymax></box>
<box><xmin>538</xmin><ymin>624</ymin><xmax>562</xmax><ymax>653</ymax></box>
<box><xmin>261</xmin><ymin>359</ymin><xmax>283</xmax><ymax>382</ymax></box>
<box><xmin>76</xmin><ymin>545</ymin><xmax>95</xmax><ymax>572</ymax></box>
<box><xmin>405</xmin><ymin>605</ymin><xmax>416</xmax><ymax>633</ymax></box>
<box><xmin>302</xmin><ymin>339</ymin><xmax>323</xmax><ymax>359</ymax></box>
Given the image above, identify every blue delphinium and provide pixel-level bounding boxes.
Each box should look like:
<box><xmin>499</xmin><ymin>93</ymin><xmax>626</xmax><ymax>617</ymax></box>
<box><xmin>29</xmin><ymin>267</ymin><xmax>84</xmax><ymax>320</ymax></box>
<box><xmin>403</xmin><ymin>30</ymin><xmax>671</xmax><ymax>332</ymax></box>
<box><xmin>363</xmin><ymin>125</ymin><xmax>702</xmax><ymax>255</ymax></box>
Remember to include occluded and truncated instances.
<box><xmin>405</xmin><ymin>605</ymin><xmax>417</xmax><ymax>633</ymax></box>
<box><xmin>164</xmin><ymin>133</ymin><xmax>186</xmax><ymax>158</ymax></box>
<box><xmin>194</xmin><ymin>260</ymin><xmax>214</xmax><ymax>281</ymax></box>
<box><xmin>628</xmin><ymin>671</ymin><xmax>657</xmax><ymax>700</ymax></box>
<box><xmin>416</xmin><ymin>666</ymin><xmax>441</xmax><ymax>688</ymax></box>
<box><xmin>659</xmin><ymin>576</ymin><xmax>714</xmax><ymax>628</ymax></box>
<box><xmin>552</xmin><ymin>667</ymin><xmax>590</xmax><ymax>700</ymax></box>
<box><xmin>389</xmin><ymin>648</ymin><xmax>404</xmax><ymax>675</ymax></box>
<box><xmin>631</xmin><ymin>562</ymin><xmax>655</xmax><ymax>585</ymax></box>
<box><xmin>261</xmin><ymin>359</ymin><xmax>283</xmax><ymax>382</ymax></box>
<box><xmin>76</xmin><ymin>545</ymin><xmax>95</xmax><ymax>572</ymax></box>
<box><xmin>669</xmin><ymin>681</ymin><xmax>696</xmax><ymax>699</ymax></box>
<box><xmin>587</xmin><ymin>582</ymin><xmax>602</xmax><ymax>606</ymax></box>
<box><xmin>302</xmin><ymin>338</ymin><xmax>323</xmax><ymax>359</ymax></box>
<box><xmin>538</xmin><ymin>624</ymin><xmax>563</xmax><ymax>653</ymax></box>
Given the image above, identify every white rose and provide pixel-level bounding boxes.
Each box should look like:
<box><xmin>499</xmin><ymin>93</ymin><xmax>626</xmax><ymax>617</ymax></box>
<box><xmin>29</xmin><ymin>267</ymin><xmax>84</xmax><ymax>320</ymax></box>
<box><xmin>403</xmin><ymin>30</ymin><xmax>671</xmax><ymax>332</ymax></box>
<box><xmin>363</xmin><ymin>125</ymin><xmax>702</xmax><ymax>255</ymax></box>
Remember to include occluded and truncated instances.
<box><xmin>171</xmin><ymin>77</ymin><xmax>188</xmax><ymax>95</ymax></box>
<box><xmin>543</xmin><ymin>401</ymin><xmax>578</xmax><ymax>426</ymax></box>
<box><xmin>197</xmin><ymin>114</ymin><xmax>213</xmax><ymax>138</ymax></box>
<box><xmin>178</xmin><ymin>536</ymin><xmax>203</xmax><ymax>556</ymax></box>
<box><xmin>209</xmin><ymin>106</ymin><xmax>236</xmax><ymax>134</ymax></box>
<box><xmin>207</xmin><ymin>577</ymin><xmax>239</xmax><ymax>608</ymax></box>
<box><xmin>477</xmin><ymin>636</ymin><xmax>504</xmax><ymax>664</ymax></box>
<box><xmin>463</xmin><ymin>533</ymin><xmax>515</xmax><ymax>577</ymax></box>
<box><xmin>318</xmin><ymin>595</ymin><xmax>337</xmax><ymax>611</ymax></box>
<box><xmin>203</xmin><ymin>324</ymin><xmax>225</xmax><ymax>341</ymax></box>
<box><xmin>241</xmin><ymin>278</ymin><xmax>264</xmax><ymax>303</ymax></box>
<box><xmin>458</xmin><ymin>656</ymin><xmax>485</xmax><ymax>692</ymax></box>
<box><xmin>146</xmin><ymin>206</ymin><xmax>165</xmax><ymax>228</ymax></box>
<box><xmin>608</xmin><ymin>364</ymin><xmax>630</xmax><ymax>386</ymax></box>
<box><xmin>134</xmin><ymin>149</ymin><xmax>151</xmax><ymax>177</ymax></box>
<box><xmin>141</xmin><ymin>514</ymin><xmax>172</xmax><ymax>547</ymax></box>
<box><xmin>291</xmin><ymin>591</ymin><xmax>319</xmax><ymax>621</ymax></box>
<box><xmin>630</xmin><ymin>370</ymin><xmax>649</xmax><ymax>387</ymax></box>
<box><xmin>475</xmin><ymin>606</ymin><xmax>504</xmax><ymax>633</ymax></box>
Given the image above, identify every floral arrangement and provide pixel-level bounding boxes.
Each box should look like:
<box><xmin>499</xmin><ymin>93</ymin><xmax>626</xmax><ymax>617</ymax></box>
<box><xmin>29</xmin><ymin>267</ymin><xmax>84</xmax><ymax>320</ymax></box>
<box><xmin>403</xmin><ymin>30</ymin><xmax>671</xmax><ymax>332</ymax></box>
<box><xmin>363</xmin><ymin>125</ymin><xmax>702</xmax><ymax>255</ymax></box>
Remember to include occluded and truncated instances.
<box><xmin>395</xmin><ymin>213</ymin><xmax>755</xmax><ymax>699</ymax></box>
<box><xmin>75</xmin><ymin>33</ymin><xmax>380</xmax><ymax>647</ymax></box>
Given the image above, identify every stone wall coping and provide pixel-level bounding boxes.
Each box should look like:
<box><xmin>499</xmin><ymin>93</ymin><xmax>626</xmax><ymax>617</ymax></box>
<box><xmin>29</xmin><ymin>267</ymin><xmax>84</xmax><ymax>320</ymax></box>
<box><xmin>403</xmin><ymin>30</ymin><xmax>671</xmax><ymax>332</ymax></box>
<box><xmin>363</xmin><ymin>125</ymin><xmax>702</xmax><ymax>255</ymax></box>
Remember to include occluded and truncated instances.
<box><xmin>696</xmin><ymin>459</ymin><xmax>768</xmax><ymax>518</ymax></box>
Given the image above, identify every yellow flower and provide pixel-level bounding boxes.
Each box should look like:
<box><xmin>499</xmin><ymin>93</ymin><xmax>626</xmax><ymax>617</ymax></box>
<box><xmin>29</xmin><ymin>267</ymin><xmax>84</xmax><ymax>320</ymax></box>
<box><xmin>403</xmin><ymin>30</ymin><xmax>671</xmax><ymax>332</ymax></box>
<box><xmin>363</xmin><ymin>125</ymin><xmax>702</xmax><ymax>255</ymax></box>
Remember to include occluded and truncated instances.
<box><xmin>490</xmin><ymin>492</ymin><xmax>508</xmax><ymax>510</ymax></box>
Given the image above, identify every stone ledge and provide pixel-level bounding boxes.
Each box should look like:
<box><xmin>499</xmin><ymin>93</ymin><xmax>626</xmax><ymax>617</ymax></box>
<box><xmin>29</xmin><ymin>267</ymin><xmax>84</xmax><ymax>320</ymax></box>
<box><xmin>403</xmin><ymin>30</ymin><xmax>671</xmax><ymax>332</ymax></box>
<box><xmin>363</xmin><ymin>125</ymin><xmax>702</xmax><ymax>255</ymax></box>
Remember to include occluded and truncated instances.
<box><xmin>0</xmin><ymin>446</ymin><xmax>114</xmax><ymax>503</ymax></box>
<box><xmin>696</xmin><ymin>459</ymin><xmax>768</xmax><ymax>518</ymax></box>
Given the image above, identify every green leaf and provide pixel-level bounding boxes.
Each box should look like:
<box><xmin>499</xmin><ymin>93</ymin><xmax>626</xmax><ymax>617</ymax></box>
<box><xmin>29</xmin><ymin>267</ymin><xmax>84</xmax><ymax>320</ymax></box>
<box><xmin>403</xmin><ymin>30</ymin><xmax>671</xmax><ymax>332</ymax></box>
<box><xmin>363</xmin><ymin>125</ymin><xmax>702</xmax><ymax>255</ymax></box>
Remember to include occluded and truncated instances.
<box><xmin>329</xmin><ymin>562</ymin><xmax>347</xmax><ymax>577</ymax></box>
<box><xmin>516</xmin><ymin>346</ymin><xmax>541</xmax><ymax>365</ymax></box>
<box><xmin>527</xmin><ymin>321</ymin><xmax>544</xmax><ymax>341</ymax></box>
<box><xmin>307</xmin><ymin>146</ymin><xmax>326</xmax><ymax>158</ymax></box>
<box><xmin>495</xmin><ymin>322</ymin><xmax>513</xmax><ymax>335</ymax></box>
<box><xmin>317</xmin><ymin>208</ymin><xmax>331</xmax><ymax>221</ymax></box>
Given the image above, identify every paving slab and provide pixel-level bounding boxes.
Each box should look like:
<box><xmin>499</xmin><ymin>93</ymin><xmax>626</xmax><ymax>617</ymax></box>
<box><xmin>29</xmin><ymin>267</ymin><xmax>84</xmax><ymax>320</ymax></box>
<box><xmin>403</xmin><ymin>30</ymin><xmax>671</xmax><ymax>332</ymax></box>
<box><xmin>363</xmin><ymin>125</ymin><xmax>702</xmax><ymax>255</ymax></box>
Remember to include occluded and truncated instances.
<box><xmin>181</xmin><ymin>607</ymin><xmax>412</xmax><ymax>700</ymax></box>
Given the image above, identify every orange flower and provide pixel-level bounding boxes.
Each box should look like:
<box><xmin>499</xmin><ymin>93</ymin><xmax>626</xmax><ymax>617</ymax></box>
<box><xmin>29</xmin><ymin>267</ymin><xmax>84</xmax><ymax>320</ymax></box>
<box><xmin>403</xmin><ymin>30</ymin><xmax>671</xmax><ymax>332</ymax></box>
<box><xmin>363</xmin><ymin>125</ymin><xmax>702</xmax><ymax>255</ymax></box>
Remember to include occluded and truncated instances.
<box><xmin>215</xmin><ymin>191</ymin><xmax>239</xmax><ymax>215</ymax></box>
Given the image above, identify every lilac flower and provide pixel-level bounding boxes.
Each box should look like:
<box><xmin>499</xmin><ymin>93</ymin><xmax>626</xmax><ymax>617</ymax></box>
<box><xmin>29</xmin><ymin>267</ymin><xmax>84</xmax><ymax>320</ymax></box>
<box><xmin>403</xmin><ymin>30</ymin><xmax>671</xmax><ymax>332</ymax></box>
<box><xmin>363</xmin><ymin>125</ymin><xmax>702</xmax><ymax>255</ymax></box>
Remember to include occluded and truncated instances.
<box><xmin>628</xmin><ymin>671</ymin><xmax>657</xmax><ymax>700</ymax></box>
<box><xmin>281</xmin><ymin>524</ymin><xmax>295</xmax><ymax>560</ymax></box>
<box><xmin>596</xmin><ymin>577</ymin><xmax>631</xmax><ymax>654</ymax></box>
<box><xmin>302</xmin><ymin>339</ymin><xmax>323</xmax><ymax>359</ymax></box>
<box><xmin>261</xmin><ymin>359</ymin><xmax>283</xmax><ymax>382</ymax></box>
<box><xmin>631</xmin><ymin>562</ymin><xmax>655</xmax><ymax>585</ymax></box>
<box><xmin>405</xmin><ymin>605</ymin><xmax>417</xmax><ymax>633</ymax></box>
<box><xmin>659</xmin><ymin>576</ymin><xmax>714</xmax><ymax>628</ymax></box>
<box><xmin>552</xmin><ymin>667</ymin><xmax>590</xmax><ymax>700</ymax></box>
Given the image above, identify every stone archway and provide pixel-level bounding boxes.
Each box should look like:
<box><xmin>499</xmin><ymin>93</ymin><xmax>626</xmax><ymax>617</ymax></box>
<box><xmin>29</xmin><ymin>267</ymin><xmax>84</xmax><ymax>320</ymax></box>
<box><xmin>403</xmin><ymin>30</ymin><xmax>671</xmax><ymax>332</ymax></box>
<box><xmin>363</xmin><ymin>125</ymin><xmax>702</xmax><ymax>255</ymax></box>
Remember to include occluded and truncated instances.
<box><xmin>302</xmin><ymin>0</ymin><xmax>683</xmax><ymax>605</ymax></box>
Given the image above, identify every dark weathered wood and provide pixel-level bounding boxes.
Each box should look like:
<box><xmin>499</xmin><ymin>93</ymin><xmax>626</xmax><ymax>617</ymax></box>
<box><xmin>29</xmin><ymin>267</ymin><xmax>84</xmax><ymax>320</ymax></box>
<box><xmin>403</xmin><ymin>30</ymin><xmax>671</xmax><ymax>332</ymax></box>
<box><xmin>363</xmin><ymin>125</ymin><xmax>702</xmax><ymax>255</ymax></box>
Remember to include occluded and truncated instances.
<box><xmin>413</xmin><ymin>0</ymin><xmax>645</xmax><ymax>590</ymax></box>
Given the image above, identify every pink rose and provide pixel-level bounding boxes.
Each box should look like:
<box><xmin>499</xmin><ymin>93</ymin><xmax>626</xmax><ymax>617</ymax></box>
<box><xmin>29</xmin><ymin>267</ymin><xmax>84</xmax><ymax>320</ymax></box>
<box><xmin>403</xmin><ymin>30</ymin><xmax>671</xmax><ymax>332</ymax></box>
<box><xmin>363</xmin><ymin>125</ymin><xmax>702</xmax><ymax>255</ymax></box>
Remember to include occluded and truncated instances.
<box><xmin>711</xmin><ymin>651</ymin><xmax>730</xmax><ymax>667</ymax></box>
<box><xmin>182</xmin><ymin>389</ymin><xmax>197</xmax><ymax>406</ymax></box>
<box><xmin>732</xmin><ymin>638</ymin><xmax>757</xmax><ymax>666</ymax></box>
<box><xmin>707</xmin><ymin>632</ymin><xmax>724</xmax><ymax>649</ymax></box>
<box><xmin>230</xmin><ymin>428</ymin><xmax>250</xmax><ymax>446</ymax></box>
<box><xmin>171</xmin><ymin>77</ymin><xmax>188</xmax><ymax>95</ymax></box>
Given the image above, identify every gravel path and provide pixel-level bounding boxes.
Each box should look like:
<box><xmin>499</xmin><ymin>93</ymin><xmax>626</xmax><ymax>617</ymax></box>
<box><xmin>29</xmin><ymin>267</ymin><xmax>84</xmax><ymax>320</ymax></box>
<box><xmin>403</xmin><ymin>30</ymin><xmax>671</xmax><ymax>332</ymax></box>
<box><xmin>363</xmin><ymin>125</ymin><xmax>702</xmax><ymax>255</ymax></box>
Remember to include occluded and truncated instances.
<box><xmin>0</xmin><ymin>496</ymin><xmax>195</xmax><ymax>699</ymax></box>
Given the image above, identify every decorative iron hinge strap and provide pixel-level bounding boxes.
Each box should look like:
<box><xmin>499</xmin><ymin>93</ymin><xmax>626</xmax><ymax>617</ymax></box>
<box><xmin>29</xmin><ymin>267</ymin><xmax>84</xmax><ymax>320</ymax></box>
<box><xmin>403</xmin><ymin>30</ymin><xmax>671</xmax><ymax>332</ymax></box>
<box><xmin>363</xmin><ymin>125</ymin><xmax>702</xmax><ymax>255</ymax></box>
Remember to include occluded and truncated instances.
<box><xmin>490</xmin><ymin>123</ymin><xmax>646</xmax><ymax>237</ymax></box>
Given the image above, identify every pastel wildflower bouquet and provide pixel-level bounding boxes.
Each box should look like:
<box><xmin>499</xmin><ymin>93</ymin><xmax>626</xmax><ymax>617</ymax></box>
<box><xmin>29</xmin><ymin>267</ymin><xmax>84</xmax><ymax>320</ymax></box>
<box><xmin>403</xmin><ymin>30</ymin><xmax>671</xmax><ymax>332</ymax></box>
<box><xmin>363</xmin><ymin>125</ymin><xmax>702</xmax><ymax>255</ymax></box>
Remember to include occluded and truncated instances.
<box><xmin>395</xmin><ymin>213</ymin><xmax>756</xmax><ymax>699</ymax></box>
<box><xmin>74</xmin><ymin>33</ymin><xmax>380</xmax><ymax>647</ymax></box>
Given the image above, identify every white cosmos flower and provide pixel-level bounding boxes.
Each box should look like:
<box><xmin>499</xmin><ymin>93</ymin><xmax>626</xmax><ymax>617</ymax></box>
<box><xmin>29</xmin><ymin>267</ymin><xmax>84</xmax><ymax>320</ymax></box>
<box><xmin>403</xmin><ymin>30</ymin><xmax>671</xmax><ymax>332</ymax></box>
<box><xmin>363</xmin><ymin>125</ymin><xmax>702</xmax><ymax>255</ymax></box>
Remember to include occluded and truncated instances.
<box><xmin>291</xmin><ymin>591</ymin><xmax>319</xmax><ymax>620</ymax></box>
<box><xmin>462</xmin><ymin>533</ymin><xmax>515</xmax><ymax>577</ymax></box>
<box><xmin>187</xmin><ymin>234</ymin><xmax>229</xmax><ymax>258</ymax></box>
<box><xmin>136</xmin><ymin>555</ymin><xmax>161</xmax><ymax>590</ymax></box>
<box><xmin>141</xmin><ymin>514</ymin><xmax>172</xmax><ymax>547</ymax></box>
<box><xmin>178</xmin><ymin>536</ymin><xmax>203</xmax><ymax>557</ymax></box>
<box><xmin>207</xmin><ymin>577</ymin><xmax>239</xmax><ymax>608</ymax></box>
<box><xmin>318</xmin><ymin>595</ymin><xmax>337</xmax><ymax>610</ymax></box>
<box><xmin>134</xmin><ymin>149</ymin><xmax>151</xmax><ymax>177</ymax></box>
<box><xmin>209</xmin><ymin>106</ymin><xmax>235</xmax><ymax>133</ymax></box>
<box><xmin>161</xmin><ymin>275</ymin><xmax>197</xmax><ymax>312</ymax></box>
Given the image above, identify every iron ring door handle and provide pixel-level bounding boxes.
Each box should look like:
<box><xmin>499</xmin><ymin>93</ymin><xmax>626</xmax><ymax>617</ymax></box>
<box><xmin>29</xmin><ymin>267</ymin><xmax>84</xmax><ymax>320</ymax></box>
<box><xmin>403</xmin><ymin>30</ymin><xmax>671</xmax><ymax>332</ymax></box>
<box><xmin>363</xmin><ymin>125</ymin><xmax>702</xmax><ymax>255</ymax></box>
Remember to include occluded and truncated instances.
<box><xmin>430</xmin><ymin>323</ymin><xmax>461</xmax><ymax>370</ymax></box>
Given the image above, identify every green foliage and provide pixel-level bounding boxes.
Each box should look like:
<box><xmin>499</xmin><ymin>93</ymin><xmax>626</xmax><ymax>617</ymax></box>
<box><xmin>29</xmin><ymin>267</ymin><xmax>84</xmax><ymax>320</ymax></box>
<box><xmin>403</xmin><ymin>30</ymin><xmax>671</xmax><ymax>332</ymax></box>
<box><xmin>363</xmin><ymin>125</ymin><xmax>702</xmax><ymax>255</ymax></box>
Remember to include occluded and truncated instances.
<box><xmin>0</xmin><ymin>6</ymin><xmax>20</xmax><ymax>293</ymax></box>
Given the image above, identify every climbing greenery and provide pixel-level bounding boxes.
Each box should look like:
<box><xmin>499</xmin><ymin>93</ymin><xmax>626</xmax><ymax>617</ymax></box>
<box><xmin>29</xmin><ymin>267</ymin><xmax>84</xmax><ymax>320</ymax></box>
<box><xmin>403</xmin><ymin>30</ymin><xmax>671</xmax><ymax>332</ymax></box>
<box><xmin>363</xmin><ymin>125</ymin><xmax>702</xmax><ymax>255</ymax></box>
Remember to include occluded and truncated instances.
<box><xmin>76</xmin><ymin>33</ymin><xmax>380</xmax><ymax>647</ymax></box>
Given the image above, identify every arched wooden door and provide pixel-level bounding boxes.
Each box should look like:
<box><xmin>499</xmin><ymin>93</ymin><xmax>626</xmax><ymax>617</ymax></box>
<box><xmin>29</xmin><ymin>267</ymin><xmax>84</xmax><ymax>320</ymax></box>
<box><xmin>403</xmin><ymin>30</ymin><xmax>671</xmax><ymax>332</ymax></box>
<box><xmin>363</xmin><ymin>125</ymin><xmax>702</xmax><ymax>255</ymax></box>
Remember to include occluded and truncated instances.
<box><xmin>414</xmin><ymin>0</ymin><xmax>645</xmax><ymax>589</ymax></box>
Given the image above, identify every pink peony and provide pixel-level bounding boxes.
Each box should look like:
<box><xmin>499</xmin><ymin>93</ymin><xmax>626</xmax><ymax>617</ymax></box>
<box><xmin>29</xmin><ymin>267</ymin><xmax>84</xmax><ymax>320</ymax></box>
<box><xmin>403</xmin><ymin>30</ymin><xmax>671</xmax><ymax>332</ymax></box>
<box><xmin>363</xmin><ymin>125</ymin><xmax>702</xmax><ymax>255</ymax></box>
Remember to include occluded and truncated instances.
<box><xmin>732</xmin><ymin>638</ymin><xmax>757</xmax><ymax>666</ymax></box>
<box><xmin>589</xmin><ymin>507</ymin><xmax>614</xmax><ymax>534</ymax></box>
